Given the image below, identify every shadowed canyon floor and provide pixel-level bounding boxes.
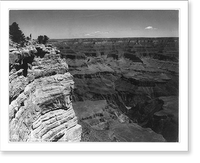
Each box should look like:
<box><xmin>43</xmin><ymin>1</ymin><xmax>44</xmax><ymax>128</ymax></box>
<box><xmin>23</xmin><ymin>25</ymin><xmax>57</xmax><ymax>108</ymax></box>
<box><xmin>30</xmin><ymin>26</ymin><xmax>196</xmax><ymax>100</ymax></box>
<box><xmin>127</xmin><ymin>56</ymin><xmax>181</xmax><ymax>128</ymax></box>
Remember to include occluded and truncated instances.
<box><xmin>9</xmin><ymin>37</ymin><xmax>178</xmax><ymax>142</ymax></box>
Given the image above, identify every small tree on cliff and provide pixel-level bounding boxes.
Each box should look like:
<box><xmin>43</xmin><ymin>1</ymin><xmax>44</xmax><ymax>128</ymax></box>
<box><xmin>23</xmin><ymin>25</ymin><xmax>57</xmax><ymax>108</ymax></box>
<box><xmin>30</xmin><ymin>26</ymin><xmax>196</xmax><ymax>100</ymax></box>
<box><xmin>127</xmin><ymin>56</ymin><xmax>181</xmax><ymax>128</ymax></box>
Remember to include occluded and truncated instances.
<box><xmin>37</xmin><ymin>35</ymin><xmax>49</xmax><ymax>44</ymax></box>
<box><xmin>43</xmin><ymin>35</ymin><xmax>49</xmax><ymax>44</ymax></box>
<box><xmin>9</xmin><ymin>22</ymin><xmax>25</xmax><ymax>45</ymax></box>
<box><xmin>37</xmin><ymin>35</ymin><xmax>44</xmax><ymax>44</ymax></box>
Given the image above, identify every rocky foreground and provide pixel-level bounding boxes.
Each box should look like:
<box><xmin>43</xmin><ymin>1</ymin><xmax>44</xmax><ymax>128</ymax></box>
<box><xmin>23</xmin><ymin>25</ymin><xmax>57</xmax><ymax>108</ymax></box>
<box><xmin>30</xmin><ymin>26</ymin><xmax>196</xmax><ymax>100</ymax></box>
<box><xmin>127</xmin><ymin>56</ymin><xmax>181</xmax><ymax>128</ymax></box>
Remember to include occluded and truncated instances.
<box><xmin>9</xmin><ymin>37</ymin><xmax>178</xmax><ymax>142</ymax></box>
<box><xmin>9</xmin><ymin>42</ymin><xmax>81</xmax><ymax>142</ymax></box>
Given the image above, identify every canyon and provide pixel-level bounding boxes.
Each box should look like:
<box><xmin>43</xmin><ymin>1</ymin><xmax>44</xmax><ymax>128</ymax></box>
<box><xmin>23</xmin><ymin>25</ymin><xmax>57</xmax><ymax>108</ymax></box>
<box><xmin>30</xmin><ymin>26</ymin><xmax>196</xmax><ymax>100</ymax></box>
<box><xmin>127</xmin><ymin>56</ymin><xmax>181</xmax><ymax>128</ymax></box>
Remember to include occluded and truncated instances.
<box><xmin>9</xmin><ymin>37</ymin><xmax>178</xmax><ymax>142</ymax></box>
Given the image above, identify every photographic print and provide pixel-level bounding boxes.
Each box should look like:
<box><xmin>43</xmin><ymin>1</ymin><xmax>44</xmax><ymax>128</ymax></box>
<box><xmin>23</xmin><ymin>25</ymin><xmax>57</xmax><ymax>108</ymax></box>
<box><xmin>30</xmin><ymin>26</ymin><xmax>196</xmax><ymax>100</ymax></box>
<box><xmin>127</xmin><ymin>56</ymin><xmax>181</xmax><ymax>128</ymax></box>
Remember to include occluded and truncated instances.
<box><xmin>1</xmin><ymin>1</ymin><xmax>188</xmax><ymax>151</ymax></box>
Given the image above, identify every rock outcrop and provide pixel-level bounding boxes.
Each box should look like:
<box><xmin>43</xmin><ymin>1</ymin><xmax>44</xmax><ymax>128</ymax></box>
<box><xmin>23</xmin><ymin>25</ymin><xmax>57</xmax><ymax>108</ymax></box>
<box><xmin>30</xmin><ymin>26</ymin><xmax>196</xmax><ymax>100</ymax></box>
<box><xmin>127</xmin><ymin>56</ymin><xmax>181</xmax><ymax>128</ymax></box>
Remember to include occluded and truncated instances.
<box><xmin>9</xmin><ymin>43</ymin><xmax>82</xmax><ymax>142</ymax></box>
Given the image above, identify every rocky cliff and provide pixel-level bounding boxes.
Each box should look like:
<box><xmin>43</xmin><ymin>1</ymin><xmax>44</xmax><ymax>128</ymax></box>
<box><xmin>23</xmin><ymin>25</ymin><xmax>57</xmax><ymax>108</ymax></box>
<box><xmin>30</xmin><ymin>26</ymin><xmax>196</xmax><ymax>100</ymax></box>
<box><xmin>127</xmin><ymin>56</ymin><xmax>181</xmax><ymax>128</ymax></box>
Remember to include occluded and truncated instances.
<box><xmin>53</xmin><ymin>37</ymin><xmax>178</xmax><ymax>142</ymax></box>
<box><xmin>73</xmin><ymin>100</ymin><xmax>165</xmax><ymax>142</ymax></box>
<box><xmin>9</xmin><ymin>43</ymin><xmax>82</xmax><ymax>142</ymax></box>
<box><xmin>9</xmin><ymin>37</ymin><xmax>175</xmax><ymax>142</ymax></box>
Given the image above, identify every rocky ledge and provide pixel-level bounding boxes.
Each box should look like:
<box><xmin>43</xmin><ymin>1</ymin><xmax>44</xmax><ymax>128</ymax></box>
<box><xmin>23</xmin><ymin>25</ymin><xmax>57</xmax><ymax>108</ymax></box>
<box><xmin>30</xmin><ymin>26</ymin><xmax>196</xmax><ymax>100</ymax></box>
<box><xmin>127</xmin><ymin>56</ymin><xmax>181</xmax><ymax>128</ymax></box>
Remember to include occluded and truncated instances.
<box><xmin>9</xmin><ymin>43</ymin><xmax>82</xmax><ymax>142</ymax></box>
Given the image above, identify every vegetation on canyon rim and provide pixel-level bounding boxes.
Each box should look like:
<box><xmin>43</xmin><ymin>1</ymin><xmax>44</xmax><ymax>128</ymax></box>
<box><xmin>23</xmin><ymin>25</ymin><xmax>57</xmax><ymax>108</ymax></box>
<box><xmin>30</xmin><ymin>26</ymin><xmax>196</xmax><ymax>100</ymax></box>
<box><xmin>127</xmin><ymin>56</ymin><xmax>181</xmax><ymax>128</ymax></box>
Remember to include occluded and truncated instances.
<box><xmin>9</xmin><ymin>22</ymin><xmax>50</xmax><ymax>46</ymax></box>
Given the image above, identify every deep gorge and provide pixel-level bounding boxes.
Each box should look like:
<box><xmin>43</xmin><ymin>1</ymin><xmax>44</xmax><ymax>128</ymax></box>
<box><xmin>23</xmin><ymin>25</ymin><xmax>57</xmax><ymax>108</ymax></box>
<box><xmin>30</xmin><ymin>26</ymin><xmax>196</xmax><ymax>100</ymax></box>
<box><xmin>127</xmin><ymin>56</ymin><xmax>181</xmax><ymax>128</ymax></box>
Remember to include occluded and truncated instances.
<box><xmin>52</xmin><ymin>37</ymin><xmax>179</xmax><ymax>142</ymax></box>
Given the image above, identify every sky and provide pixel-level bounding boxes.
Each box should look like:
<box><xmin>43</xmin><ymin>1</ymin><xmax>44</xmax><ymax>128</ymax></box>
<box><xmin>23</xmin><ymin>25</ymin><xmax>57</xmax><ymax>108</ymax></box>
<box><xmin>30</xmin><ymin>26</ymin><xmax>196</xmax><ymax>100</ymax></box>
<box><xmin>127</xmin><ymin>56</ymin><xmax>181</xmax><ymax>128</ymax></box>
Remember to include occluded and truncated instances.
<box><xmin>9</xmin><ymin>10</ymin><xmax>178</xmax><ymax>39</ymax></box>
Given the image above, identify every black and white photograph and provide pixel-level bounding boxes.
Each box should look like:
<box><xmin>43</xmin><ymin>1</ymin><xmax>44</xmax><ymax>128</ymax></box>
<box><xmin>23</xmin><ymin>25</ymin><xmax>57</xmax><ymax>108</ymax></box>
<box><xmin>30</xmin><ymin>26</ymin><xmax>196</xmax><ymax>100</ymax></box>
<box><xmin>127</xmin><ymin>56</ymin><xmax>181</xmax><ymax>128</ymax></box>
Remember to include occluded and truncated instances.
<box><xmin>8</xmin><ymin>9</ymin><xmax>179</xmax><ymax>143</ymax></box>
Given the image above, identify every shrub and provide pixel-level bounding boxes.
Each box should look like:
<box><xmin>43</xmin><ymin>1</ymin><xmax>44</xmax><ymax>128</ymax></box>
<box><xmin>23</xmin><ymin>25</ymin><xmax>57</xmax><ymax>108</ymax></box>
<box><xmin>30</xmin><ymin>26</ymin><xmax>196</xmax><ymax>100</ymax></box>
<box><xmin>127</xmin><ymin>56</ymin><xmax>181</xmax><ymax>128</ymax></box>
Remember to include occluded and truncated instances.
<box><xmin>43</xmin><ymin>35</ymin><xmax>49</xmax><ymax>44</ymax></box>
<box><xmin>37</xmin><ymin>35</ymin><xmax>43</xmax><ymax>44</ymax></box>
<box><xmin>37</xmin><ymin>35</ymin><xmax>49</xmax><ymax>44</ymax></box>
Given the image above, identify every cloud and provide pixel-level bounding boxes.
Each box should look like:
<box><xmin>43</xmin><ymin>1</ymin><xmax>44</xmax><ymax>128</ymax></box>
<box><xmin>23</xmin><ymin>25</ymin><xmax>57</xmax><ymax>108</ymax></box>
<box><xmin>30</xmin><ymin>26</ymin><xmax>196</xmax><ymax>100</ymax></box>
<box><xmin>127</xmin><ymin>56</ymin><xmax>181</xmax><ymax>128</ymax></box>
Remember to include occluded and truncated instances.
<box><xmin>145</xmin><ymin>26</ymin><xmax>157</xmax><ymax>30</ymax></box>
<box><xmin>84</xmin><ymin>31</ymin><xmax>110</xmax><ymax>37</ymax></box>
<box><xmin>84</xmin><ymin>33</ymin><xmax>91</xmax><ymax>36</ymax></box>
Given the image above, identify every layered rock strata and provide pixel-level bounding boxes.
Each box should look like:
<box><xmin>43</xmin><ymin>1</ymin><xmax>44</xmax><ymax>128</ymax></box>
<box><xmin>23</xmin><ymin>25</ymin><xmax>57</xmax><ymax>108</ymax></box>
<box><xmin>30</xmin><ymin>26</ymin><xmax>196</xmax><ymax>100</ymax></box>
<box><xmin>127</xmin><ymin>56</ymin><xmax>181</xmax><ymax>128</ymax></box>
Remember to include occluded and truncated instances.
<box><xmin>73</xmin><ymin>100</ymin><xmax>165</xmax><ymax>142</ymax></box>
<box><xmin>9</xmin><ymin>44</ymin><xmax>82</xmax><ymax>142</ymax></box>
<box><xmin>53</xmin><ymin>37</ymin><xmax>179</xmax><ymax>142</ymax></box>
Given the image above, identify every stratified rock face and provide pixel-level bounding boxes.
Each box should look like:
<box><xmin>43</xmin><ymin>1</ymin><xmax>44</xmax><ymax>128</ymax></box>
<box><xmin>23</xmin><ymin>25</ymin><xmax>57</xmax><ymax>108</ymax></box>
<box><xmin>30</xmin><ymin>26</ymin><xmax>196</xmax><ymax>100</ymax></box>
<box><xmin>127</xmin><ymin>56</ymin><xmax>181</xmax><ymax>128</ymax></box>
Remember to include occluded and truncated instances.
<box><xmin>53</xmin><ymin>37</ymin><xmax>179</xmax><ymax>142</ymax></box>
<box><xmin>73</xmin><ymin>100</ymin><xmax>165</xmax><ymax>142</ymax></box>
<box><xmin>9</xmin><ymin>44</ymin><xmax>82</xmax><ymax>142</ymax></box>
<box><xmin>9</xmin><ymin>37</ymin><xmax>177</xmax><ymax>142</ymax></box>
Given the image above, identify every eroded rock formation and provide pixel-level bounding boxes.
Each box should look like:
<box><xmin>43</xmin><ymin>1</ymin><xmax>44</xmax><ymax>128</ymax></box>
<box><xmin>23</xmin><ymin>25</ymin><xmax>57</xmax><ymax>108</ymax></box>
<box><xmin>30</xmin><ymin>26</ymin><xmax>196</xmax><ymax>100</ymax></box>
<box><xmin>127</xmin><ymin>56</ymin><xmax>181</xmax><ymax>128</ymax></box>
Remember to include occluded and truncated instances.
<box><xmin>9</xmin><ymin>43</ymin><xmax>81</xmax><ymax>142</ymax></box>
<box><xmin>73</xmin><ymin>100</ymin><xmax>165</xmax><ymax>142</ymax></box>
<box><xmin>9</xmin><ymin>37</ymin><xmax>178</xmax><ymax>142</ymax></box>
<box><xmin>53</xmin><ymin>37</ymin><xmax>179</xmax><ymax>142</ymax></box>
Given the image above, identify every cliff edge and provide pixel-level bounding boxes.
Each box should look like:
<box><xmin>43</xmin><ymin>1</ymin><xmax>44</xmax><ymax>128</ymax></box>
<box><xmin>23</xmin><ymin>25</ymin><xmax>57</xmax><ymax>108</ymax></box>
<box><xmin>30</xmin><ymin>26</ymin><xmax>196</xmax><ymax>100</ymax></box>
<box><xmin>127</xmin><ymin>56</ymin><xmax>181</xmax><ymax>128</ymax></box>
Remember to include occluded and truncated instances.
<box><xmin>9</xmin><ymin>42</ymin><xmax>82</xmax><ymax>142</ymax></box>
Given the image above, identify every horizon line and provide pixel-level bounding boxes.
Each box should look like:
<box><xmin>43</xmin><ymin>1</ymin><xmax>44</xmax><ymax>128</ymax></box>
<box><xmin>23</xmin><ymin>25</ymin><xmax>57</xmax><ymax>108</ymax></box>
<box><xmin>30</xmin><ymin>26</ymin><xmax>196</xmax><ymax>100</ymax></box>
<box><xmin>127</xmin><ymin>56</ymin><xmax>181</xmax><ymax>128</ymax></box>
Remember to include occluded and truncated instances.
<box><xmin>46</xmin><ymin>36</ymin><xmax>179</xmax><ymax>40</ymax></box>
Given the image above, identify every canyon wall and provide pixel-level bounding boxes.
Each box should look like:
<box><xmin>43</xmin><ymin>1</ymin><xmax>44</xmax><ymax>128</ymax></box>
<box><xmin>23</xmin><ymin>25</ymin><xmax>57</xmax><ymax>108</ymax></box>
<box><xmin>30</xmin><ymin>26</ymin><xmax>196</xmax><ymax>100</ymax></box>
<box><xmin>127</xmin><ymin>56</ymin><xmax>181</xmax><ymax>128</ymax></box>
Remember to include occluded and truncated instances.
<box><xmin>52</xmin><ymin>37</ymin><xmax>178</xmax><ymax>142</ymax></box>
<box><xmin>9</xmin><ymin>43</ymin><xmax>82</xmax><ymax>142</ymax></box>
<box><xmin>9</xmin><ymin>37</ymin><xmax>176</xmax><ymax>142</ymax></box>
